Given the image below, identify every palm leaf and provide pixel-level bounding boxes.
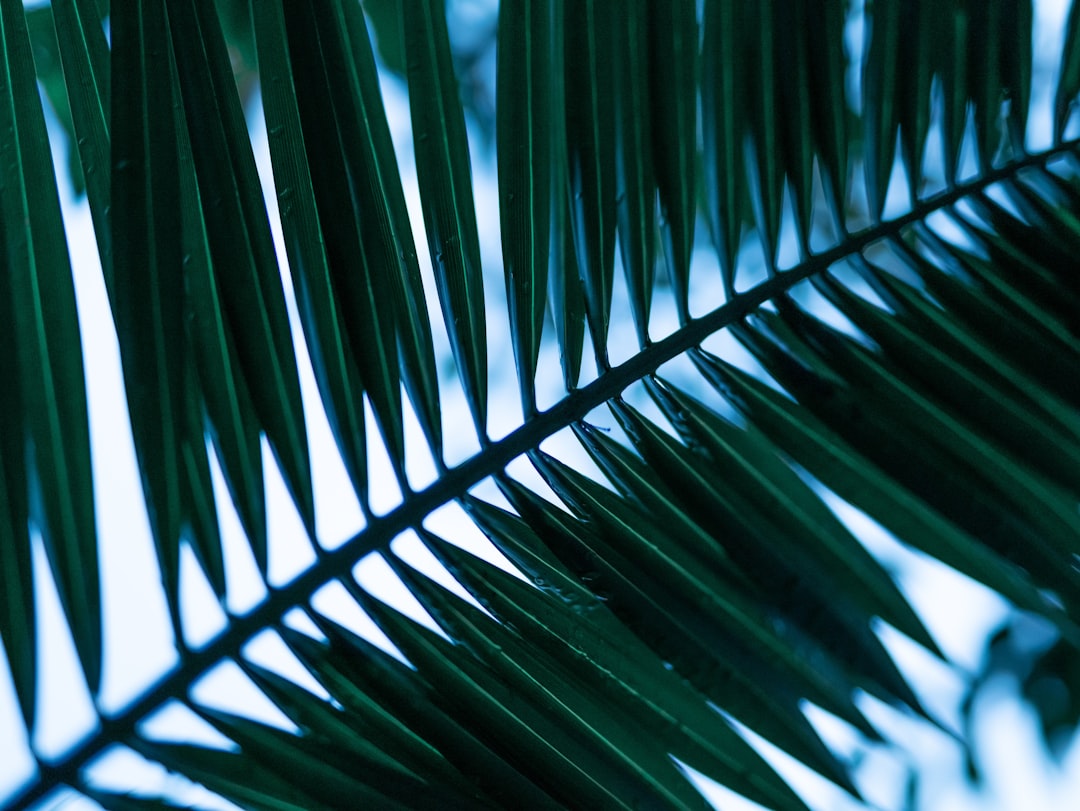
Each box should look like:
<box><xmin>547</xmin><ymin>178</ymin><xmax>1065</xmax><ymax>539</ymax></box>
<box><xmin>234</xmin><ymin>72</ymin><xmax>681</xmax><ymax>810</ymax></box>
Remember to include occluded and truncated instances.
<box><xmin>4</xmin><ymin>1</ymin><xmax>1080</xmax><ymax>809</ymax></box>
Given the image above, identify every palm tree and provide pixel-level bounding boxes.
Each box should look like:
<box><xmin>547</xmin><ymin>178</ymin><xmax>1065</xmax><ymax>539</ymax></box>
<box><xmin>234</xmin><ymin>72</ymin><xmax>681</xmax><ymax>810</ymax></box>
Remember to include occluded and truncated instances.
<box><xmin>2</xmin><ymin>0</ymin><xmax>1080</xmax><ymax>807</ymax></box>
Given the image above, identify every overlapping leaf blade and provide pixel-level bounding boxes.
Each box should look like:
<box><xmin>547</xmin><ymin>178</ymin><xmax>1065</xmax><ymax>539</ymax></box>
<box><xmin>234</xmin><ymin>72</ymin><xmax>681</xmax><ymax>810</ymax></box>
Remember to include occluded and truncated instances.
<box><xmin>814</xmin><ymin>263</ymin><xmax>1080</xmax><ymax>497</ymax></box>
<box><xmin>112</xmin><ymin>0</ymin><xmax>210</xmax><ymax>629</ymax></box>
<box><xmin>177</xmin><ymin>121</ymin><xmax>263</xmax><ymax>577</ymax></box>
<box><xmin>643</xmin><ymin>377</ymin><xmax>940</xmax><ymax>665</ymax></box>
<box><xmin>690</xmin><ymin>348</ymin><xmax>1074</xmax><ymax>638</ymax></box>
<box><xmin>701</xmin><ymin>0</ymin><xmax>750</xmax><ymax>292</ymax></box>
<box><xmin>284</xmin><ymin>618</ymin><xmax>554</xmax><ymax>807</ymax></box>
<box><xmin>129</xmin><ymin>737</ymin><xmax>338</xmax><ymax>811</ymax></box>
<box><xmin>50</xmin><ymin>0</ymin><xmax>110</xmax><ymax>278</ymax></box>
<box><xmin>166</xmin><ymin>0</ymin><xmax>315</xmax><ymax>536</ymax></box>
<box><xmin>729</xmin><ymin>300</ymin><xmax>1080</xmax><ymax>612</ymax></box>
<box><xmin>190</xmin><ymin>702</ymin><xmax>452</xmax><ymax>808</ymax></box>
<box><xmin>648</xmin><ymin>0</ymin><xmax>697</xmax><ymax>322</ymax></box>
<box><xmin>253</xmin><ymin>0</ymin><xmax>371</xmax><ymax>505</ymax></box>
<box><xmin>613</xmin><ymin>0</ymin><xmax>656</xmax><ymax>345</ymax></box>
<box><xmin>386</xmin><ymin>554</ymin><xmax>724</xmax><ymax>810</ymax></box>
<box><xmin>803</xmin><ymin>0</ymin><xmax>849</xmax><ymax>224</ymax></box>
<box><xmin>277</xmin><ymin>0</ymin><xmax>412</xmax><ymax>490</ymax></box>
<box><xmin>56</xmin><ymin>0</ymin><xmax>234</xmax><ymax>603</ymax></box>
<box><xmin>420</xmin><ymin>527</ymin><xmax>850</xmax><ymax>801</ymax></box>
<box><xmin>766</xmin><ymin>303</ymin><xmax>1080</xmax><ymax>564</ymax></box>
<box><xmin>337</xmin><ymin>0</ymin><xmax>444</xmax><ymax>463</ymax></box>
<box><xmin>862</xmin><ymin>0</ymin><xmax>903</xmax><ymax>219</ymax></box>
<box><xmin>353</xmin><ymin>581</ymin><xmax>650</xmax><ymax>809</ymax></box>
<box><xmin>563</xmin><ymin>0</ymin><xmax>618</xmax><ymax>367</ymax></box>
<box><xmin>0</xmin><ymin>0</ymin><xmax>100</xmax><ymax>706</ymax></box>
<box><xmin>775</xmin><ymin>0</ymin><xmax>818</xmax><ymax>252</ymax></box>
<box><xmin>403</xmin><ymin>0</ymin><xmax>488</xmax><ymax>437</ymax></box>
<box><xmin>962</xmin><ymin>0</ymin><xmax>1033</xmax><ymax>168</ymax></box>
<box><xmin>742</xmin><ymin>2</ymin><xmax>784</xmax><ymax>271</ymax></box>
<box><xmin>0</xmin><ymin>407</ymin><xmax>31</xmax><ymax>726</ymax></box>
<box><xmin>497</xmin><ymin>0</ymin><xmax>553</xmax><ymax>412</ymax></box>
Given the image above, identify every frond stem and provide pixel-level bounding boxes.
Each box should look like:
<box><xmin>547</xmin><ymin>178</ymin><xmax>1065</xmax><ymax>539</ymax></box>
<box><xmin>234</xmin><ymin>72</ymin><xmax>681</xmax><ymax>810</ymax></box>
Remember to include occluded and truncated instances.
<box><xmin>9</xmin><ymin>137</ymin><xmax>1080</xmax><ymax>811</ymax></box>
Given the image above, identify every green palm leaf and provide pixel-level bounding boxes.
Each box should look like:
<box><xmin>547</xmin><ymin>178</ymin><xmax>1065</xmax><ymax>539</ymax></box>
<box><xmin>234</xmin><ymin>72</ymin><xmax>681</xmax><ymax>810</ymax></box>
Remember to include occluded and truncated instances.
<box><xmin>4</xmin><ymin>1</ymin><xmax>1080</xmax><ymax>809</ymax></box>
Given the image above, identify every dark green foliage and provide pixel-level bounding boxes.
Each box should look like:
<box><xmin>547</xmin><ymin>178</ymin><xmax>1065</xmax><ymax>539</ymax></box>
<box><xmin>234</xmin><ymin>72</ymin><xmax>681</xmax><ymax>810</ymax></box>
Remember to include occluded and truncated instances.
<box><xmin>3</xmin><ymin>2</ymin><xmax>1080</xmax><ymax>810</ymax></box>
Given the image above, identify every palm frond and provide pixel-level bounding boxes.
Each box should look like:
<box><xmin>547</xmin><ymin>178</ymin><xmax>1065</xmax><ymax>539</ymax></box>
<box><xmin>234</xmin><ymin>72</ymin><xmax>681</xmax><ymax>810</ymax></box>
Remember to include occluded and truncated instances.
<box><xmin>3</xmin><ymin>0</ymin><xmax>1080</xmax><ymax>809</ymax></box>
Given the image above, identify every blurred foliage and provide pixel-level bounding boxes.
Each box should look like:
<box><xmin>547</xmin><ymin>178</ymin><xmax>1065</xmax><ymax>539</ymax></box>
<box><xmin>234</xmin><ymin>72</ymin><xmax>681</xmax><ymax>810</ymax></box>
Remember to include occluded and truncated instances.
<box><xmin>31</xmin><ymin>0</ymin><xmax>498</xmax><ymax>188</ymax></box>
